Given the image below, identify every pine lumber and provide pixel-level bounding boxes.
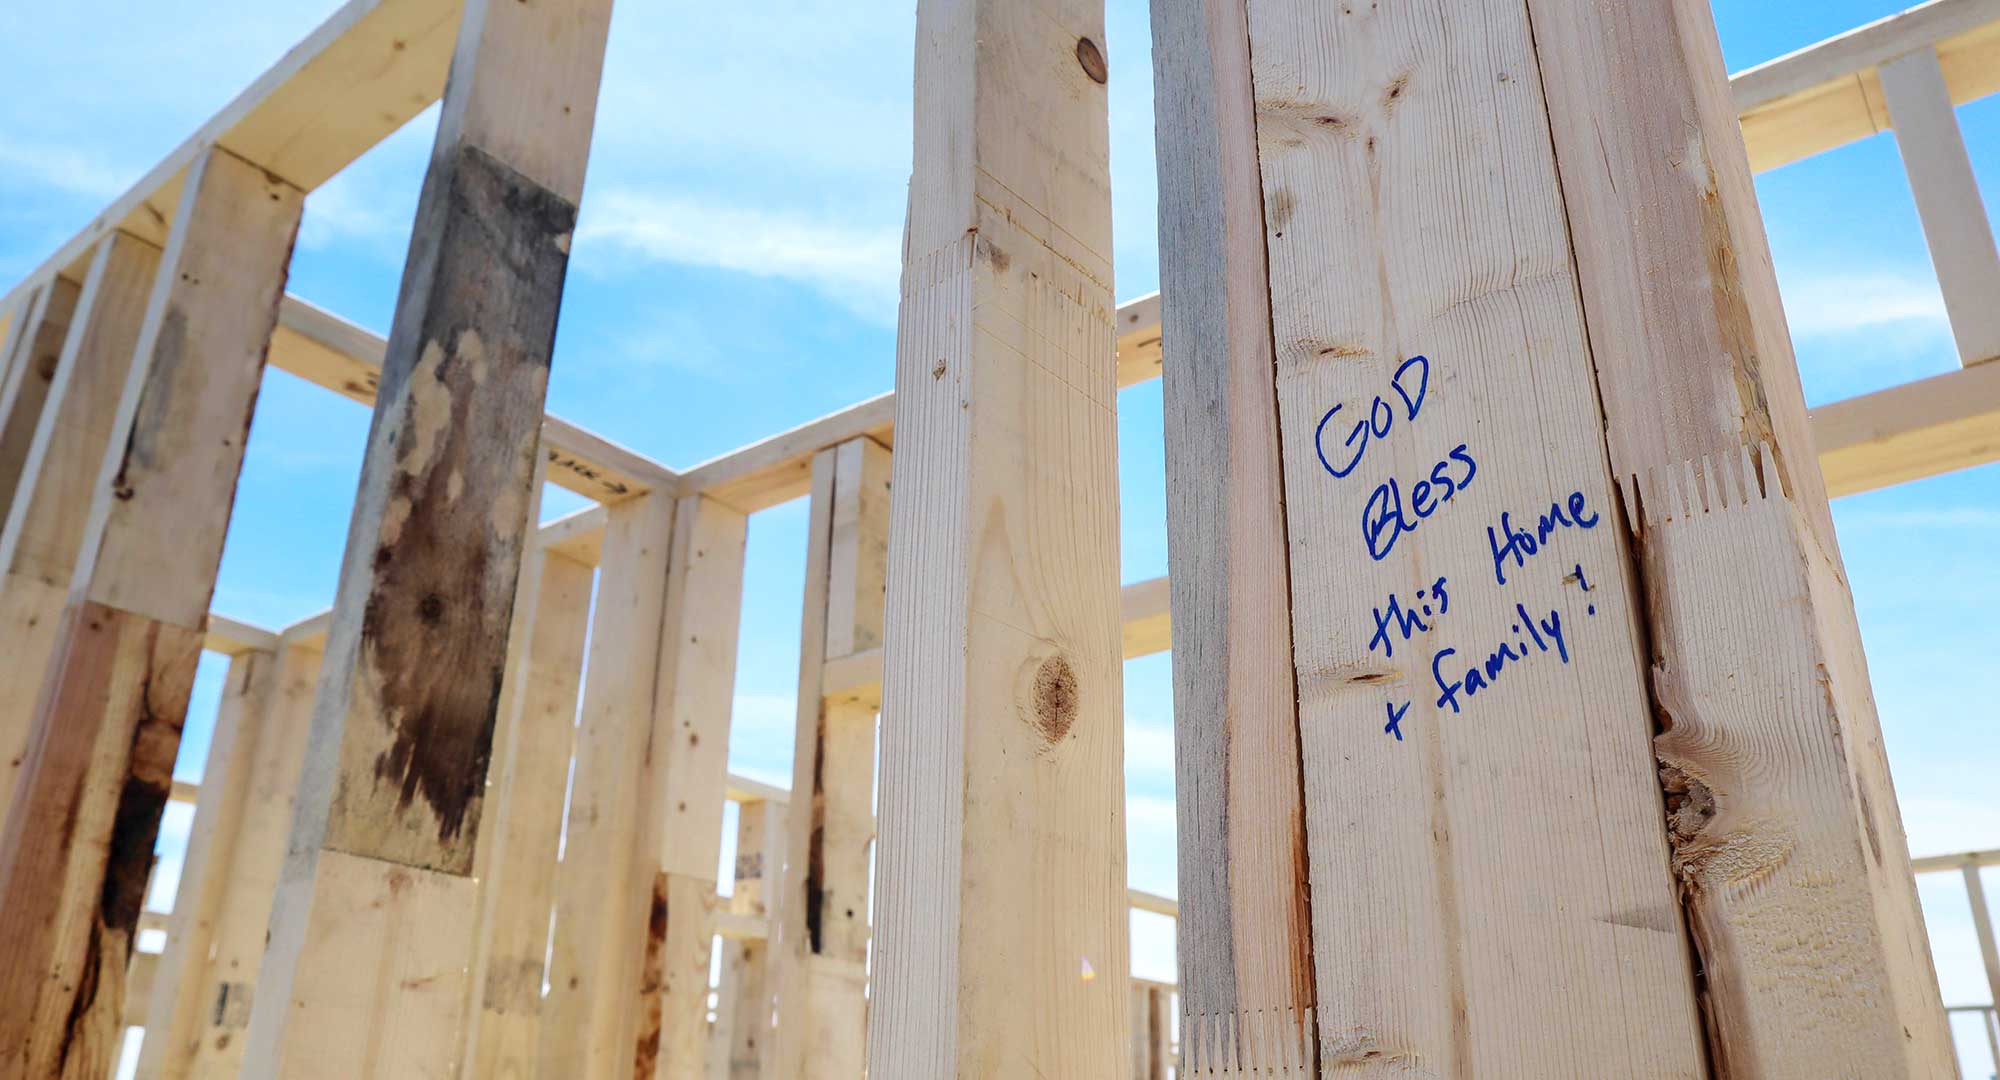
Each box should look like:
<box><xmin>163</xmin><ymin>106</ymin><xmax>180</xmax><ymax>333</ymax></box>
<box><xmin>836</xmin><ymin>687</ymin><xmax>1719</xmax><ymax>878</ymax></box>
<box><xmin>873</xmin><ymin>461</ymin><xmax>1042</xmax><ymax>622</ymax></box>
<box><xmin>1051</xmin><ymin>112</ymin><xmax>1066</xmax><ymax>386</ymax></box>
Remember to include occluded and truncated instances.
<box><xmin>1531</xmin><ymin>0</ymin><xmax>1957</xmax><ymax>1070</ymax></box>
<box><xmin>867</xmin><ymin>0</ymin><xmax>1132</xmax><ymax>1073</ymax></box>
<box><xmin>0</xmin><ymin>145</ymin><xmax>302</xmax><ymax>1079</ymax></box>
<box><xmin>240</xmin><ymin>0</ymin><xmax>615</xmax><ymax>1071</ymax></box>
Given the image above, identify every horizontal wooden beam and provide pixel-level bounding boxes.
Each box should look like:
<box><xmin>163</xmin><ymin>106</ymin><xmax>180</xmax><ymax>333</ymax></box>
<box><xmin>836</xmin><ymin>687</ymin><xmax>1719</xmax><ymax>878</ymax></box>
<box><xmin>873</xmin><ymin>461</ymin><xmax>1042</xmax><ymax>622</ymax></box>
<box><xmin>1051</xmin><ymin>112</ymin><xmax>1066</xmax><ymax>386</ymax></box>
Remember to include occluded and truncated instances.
<box><xmin>1734</xmin><ymin>0</ymin><xmax>2000</xmax><ymax>173</ymax></box>
<box><xmin>2</xmin><ymin>0</ymin><xmax>463</xmax><ymax>310</ymax></box>
<box><xmin>1811</xmin><ymin>360</ymin><xmax>2000</xmax><ymax>495</ymax></box>
<box><xmin>272</xmin><ymin>297</ymin><xmax>678</xmax><ymax>503</ymax></box>
<box><xmin>203</xmin><ymin>613</ymin><xmax>282</xmax><ymax>656</ymax></box>
<box><xmin>1911</xmin><ymin>847</ymin><xmax>2000</xmax><ymax>873</ymax></box>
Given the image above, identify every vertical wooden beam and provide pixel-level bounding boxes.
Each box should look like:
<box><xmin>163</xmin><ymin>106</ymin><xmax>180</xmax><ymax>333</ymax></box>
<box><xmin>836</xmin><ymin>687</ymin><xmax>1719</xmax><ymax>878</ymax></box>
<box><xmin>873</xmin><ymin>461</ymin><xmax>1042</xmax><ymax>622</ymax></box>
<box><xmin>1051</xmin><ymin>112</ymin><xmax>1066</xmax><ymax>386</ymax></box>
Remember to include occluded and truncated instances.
<box><xmin>0</xmin><ymin>232</ymin><xmax>161</xmax><ymax>830</ymax></box>
<box><xmin>540</xmin><ymin>492</ymin><xmax>748</xmax><ymax>1080</ymax></box>
<box><xmin>148</xmin><ymin>641</ymin><xmax>322</xmax><ymax>1080</ymax></box>
<box><xmin>0</xmin><ymin>275</ymin><xmax>80</xmax><ymax>518</ymax></box>
<box><xmin>1880</xmin><ymin>44</ymin><xmax>2000</xmax><ymax>366</ymax></box>
<box><xmin>769</xmin><ymin>438</ymin><xmax>888</xmax><ymax>1080</ymax></box>
<box><xmin>642</xmin><ymin>494</ymin><xmax>749</xmax><ymax>1080</ymax></box>
<box><xmin>1531</xmin><ymin>0</ymin><xmax>1956</xmax><ymax>1072</ymax></box>
<box><xmin>1146</xmin><ymin>0</ymin><xmax>1316</xmax><ymax>1070</ymax></box>
<box><xmin>461</xmin><ymin>540</ymin><xmax>593</xmax><ymax>1078</ymax></box>
<box><xmin>541</xmin><ymin>494</ymin><xmax>677</xmax><ymax>1079</ymax></box>
<box><xmin>1157</xmin><ymin>0</ymin><xmax>1717</xmax><ymax>1071</ymax></box>
<box><xmin>1965</xmin><ymin>864</ymin><xmax>2000</xmax><ymax>1016</ymax></box>
<box><xmin>241</xmin><ymin>0</ymin><xmax>615</xmax><ymax>1074</ymax></box>
<box><xmin>0</xmin><ymin>144</ymin><xmax>300</xmax><ymax>1080</ymax></box>
<box><xmin>130</xmin><ymin>644</ymin><xmax>280</xmax><ymax>1079</ymax></box>
<box><xmin>868</xmin><ymin>0</ymin><xmax>1130</xmax><ymax>1073</ymax></box>
<box><xmin>720</xmin><ymin>798</ymin><xmax>785</xmax><ymax>1079</ymax></box>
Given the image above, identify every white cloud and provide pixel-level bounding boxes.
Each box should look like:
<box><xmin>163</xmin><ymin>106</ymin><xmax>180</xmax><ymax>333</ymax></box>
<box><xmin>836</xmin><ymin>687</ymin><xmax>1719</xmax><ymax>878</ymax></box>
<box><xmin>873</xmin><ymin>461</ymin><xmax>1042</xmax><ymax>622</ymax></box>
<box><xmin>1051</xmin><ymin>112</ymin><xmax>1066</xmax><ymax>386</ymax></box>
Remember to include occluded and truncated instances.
<box><xmin>0</xmin><ymin>135</ymin><xmax>132</xmax><ymax>203</ymax></box>
<box><xmin>1780</xmin><ymin>270</ymin><xmax>1949</xmax><ymax>338</ymax></box>
<box><xmin>1840</xmin><ymin>507</ymin><xmax>2000</xmax><ymax>530</ymax></box>
<box><xmin>576</xmin><ymin>190</ymin><xmax>902</xmax><ymax>326</ymax></box>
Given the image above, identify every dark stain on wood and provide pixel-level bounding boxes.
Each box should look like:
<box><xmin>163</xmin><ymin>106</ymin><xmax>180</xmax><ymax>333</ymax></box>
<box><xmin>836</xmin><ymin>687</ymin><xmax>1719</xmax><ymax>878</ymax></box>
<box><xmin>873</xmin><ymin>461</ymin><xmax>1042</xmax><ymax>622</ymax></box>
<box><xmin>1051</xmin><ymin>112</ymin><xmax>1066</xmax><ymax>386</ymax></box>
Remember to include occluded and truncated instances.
<box><xmin>631</xmin><ymin>872</ymin><xmax>670</xmax><ymax>1078</ymax></box>
<box><xmin>355</xmin><ymin>142</ymin><xmax>576</xmax><ymax>868</ymax></box>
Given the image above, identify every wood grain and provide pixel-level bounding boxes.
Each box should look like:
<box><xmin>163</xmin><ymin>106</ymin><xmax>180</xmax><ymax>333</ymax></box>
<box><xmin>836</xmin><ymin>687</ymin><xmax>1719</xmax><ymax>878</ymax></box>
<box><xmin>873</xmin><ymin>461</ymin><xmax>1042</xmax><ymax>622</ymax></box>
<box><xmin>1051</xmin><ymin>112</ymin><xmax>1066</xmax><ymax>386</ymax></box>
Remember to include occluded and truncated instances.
<box><xmin>0</xmin><ymin>144</ymin><xmax>300</xmax><ymax>1080</ymax></box>
<box><xmin>1148</xmin><ymin>0</ymin><xmax>1315</xmax><ymax>1069</ymax></box>
<box><xmin>0</xmin><ymin>276</ymin><xmax>80</xmax><ymax>520</ymax></box>
<box><xmin>1529</xmin><ymin>0</ymin><xmax>1957</xmax><ymax>1071</ymax></box>
<box><xmin>868</xmin><ymin>0</ymin><xmax>1130</xmax><ymax>1073</ymax></box>
<box><xmin>130</xmin><ymin>647</ymin><xmax>275</xmax><ymax>1080</ymax></box>
<box><xmin>462</xmin><ymin>545</ymin><xmax>592</xmax><ymax>1079</ymax></box>
<box><xmin>0</xmin><ymin>233</ymin><xmax>161</xmax><ymax>833</ymax></box>
<box><xmin>243</xmin><ymin>0</ymin><xmax>613</xmax><ymax>1069</ymax></box>
<box><xmin>1242</xmin><ymin>0</ymin><xmax>1709</xmax><ymax>1071</ymax></box>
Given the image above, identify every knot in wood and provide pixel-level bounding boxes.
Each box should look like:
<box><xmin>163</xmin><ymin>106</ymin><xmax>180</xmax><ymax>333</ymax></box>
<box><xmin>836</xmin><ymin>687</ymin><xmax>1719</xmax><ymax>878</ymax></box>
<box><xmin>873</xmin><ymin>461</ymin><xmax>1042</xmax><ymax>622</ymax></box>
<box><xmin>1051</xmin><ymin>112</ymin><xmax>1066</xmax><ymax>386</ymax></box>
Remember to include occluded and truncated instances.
<box><xmin>1030</xmin><ymin>655</ymin><xmax>1079</xmax><ymax>743</ymax></box>
<box><xmin>1075</xmin><ymin>37</ymin><xmax>1107</xmax><ymax>85</ymax></box>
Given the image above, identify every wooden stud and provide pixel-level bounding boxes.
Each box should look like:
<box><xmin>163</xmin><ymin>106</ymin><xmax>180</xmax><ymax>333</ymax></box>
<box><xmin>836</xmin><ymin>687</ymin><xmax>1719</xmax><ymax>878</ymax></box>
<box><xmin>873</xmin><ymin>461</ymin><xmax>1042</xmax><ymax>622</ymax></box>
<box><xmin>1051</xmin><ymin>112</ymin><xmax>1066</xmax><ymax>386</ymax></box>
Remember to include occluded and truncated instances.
<box><xmin>460</xmin><ymin>536</ymin><xmax>593</xmax><ymax>1077</ymax></box>
<box><xmin>716</xmin><ymin>799</ymin><xmax>785</xmax><ymax>1079</ymax></box>
<box><xmin>0</xmin><ymin>276</ymin><xmax>80</xmax><ymax>519</ymax></box>
<box><xmin>867</xmin><ymin>0</ymin><xmax>1131</xmax><ymax>1073</ymax></box>
<box><xmin>540</xmin><ymin>494</ymin><xmax>677</xmax><ymax>1079</ymax></box>
<box><xmin>0</xmin><ymin>232</ymin><xmax>162</xmax><ymax>831</ymax></box>
<box><xmin>540</xmin><ymin>493</ymin><xmax>749</xmax><ymax>1080</ymax></box>
<box><xmin>1533</xmin><ymin>0</ymin><xmax>1957</xmax><ymax>1071</ymax></box>
<box><xmin>142</xmin><ymin>641</ymin><xmax>321</xmax><ymax>1080</ymax></box>
<box><xmin>0</xmin><ymin>144</ymin><xmax>301</xmax><ymax>1080</ymax></box>
<box><xmin>240</xmin><ymin>0</ymin><xmax>615</xmax><ymax>1073</ymax></box>
<box><xmin>643</xmin><ymin>495</ymin><xmax>749</xmax><ymax>1080</ymax></box>
<box><xmin>1147</xmin><ymin>0</ymin><xmax>1315</xmax><ymax>1069</ymax></box>
<box><xmin>768</xmin><ymin>439</ymin><xmax>888</xmax><ymax>1080</ymax></box>
<box><xmin>1879</xmin><ymin>43</ymin><xmax>2000</xmax><ymax>365</ymax></box>
<box><xmin>1159</xmin><ymin>0</ymin><xmax>1719</xmax><ymax>1071</ymax></box>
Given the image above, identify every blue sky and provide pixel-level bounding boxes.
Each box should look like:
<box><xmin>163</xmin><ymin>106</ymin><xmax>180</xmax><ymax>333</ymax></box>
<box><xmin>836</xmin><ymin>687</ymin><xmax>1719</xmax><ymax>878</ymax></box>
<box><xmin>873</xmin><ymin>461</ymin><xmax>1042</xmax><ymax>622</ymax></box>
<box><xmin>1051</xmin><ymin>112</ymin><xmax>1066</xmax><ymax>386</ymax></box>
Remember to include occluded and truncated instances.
<box><xmin>5</xmin><ymin>0</ymin><xmax>1997</xmax><ymax>1068</ymax></box>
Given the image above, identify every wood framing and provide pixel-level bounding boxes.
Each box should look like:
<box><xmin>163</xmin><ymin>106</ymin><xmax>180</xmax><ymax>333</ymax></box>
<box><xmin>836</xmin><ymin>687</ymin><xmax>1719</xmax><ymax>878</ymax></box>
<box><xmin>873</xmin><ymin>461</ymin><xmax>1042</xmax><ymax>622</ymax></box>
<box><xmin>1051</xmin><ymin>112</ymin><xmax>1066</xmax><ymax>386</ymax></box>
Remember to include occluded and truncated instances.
<box><xmin>540</xmin><ymin>494</ymin><xmax>677</xmax><ymax>1078</ymax></box>
<box><xmin>541</xmin><ymin>492</ymin><xmax>749</xmax><ymax>1079</ymax></box>
<box><xmin>1157</xmin><ymin>0</ymin><xmax>1718</xmax><ymax>1070</ymax></box>
<box><xmin>1149</xmin><ymin>0</ymin><xmax>1317</xmax><ymax>1069</ymax></box>
<box><xmin>1878</xmin><ymin>43</ymin><xmax>2000</xmax><ymax>366</ymax></box>
<box><xmin>769</xmin><ymin>438</ymin><xmax>889</xmax><ymax>1079</ymax></box>
<box><xmin>241</xmin><ymin>0</ymin><xmax>615</xmax><ymax>1072</ymax></box>
<box><xmin>271</xmin><ymin>295</ymin><xmax>679</xmax><ymax>502</ymax></box>
<box><xmin>0</xmin><ymin>276</ymin><xmax>80</xmax><ymax>517</ymax></box>
<box><xmin>867</xmin><ymin>0</ymin><xmax>1132</xmax><ymax>1072</ymax></box>
<box><xmin>128</xmin><ymin>646</ymin><xmax>279</xmax><ymax>1078</ymax></box>
<box><xmin>718</xmin><ymin>797</ymin><xmax>785</xmax><ymax>1078</ymax></box>
<box><xmin>0</xmin><ymin>232</ymin><xmax>161</xmax><ymax>831</ymax></box>
<box><xmin>0</xmin><ymin>144</ymin><xmax>302</xmax><ymax>1078</ymax></box>
<box><xmin>461</xmin><ymin>537</ymin><xmax>593</xmax><ymax>1077</ymax></box>
<box><xmin>1531</xmin><ymin>0</ymin><xmax>1955</xmax><ymax>1070</ymax></box>
<box><xmin>140</xmin><ymin>639</ymin><xmax>321</xmax><ymax>1080</ymax></box>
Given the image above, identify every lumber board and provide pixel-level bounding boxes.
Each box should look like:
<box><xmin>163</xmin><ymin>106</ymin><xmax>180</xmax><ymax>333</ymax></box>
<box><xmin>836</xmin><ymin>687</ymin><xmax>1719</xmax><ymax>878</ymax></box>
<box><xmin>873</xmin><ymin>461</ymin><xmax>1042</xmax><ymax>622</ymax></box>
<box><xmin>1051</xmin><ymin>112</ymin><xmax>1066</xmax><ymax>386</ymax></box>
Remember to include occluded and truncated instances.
<box><xmin>0</xmin><ymin>233</ymin><xmax>160</xmax><ymax>834</ymax></box>
<box><xmin>0</xmin><ymin>604</ymin><xmax>205</xmax><ymax>1078</ymax></box>
<box><xmin>640</xmin><ymin>496</ymin><xmax>749</xmax><ymax>1080</ymax></box>
<box><xmin>1813</xmin><ymin>330</ymin><xmax>2000</xmax><ymax>494</ymax></box>
<box><xmin>0</xmin><ymin>0</ymin><xmax>461</xmax><ymax>312</ymax></box>
<box><xmin>201</xmin><ymin>613</ymin><xmax>281</xmax><ymax>657</ymax></box>
<box><xmin>130</xmin><ymin>648</ymin><xmax>277</xmax><ymax>1080</ymax></box>
<box><xmin>1234</xmin><ymin>0</ymin><xmax>1711</xmax><ymax>1072</ymax></box>
<box><xmin>718</xmin><ymin>799</ymin><xmax>783</xmax><ymax>1079</ymax></box>
<box><xmin>0</xmin><ymin>146</ymin><xmax>302</xmax><ymax>1079</ymax></box>
<box><xmin>1734</xmin><ymin>0</ymin><xmax>2000</xmax><ymax>173</ymax></box>
<box><xmin>539</xmin><ymin>494</ymin><xmax>677</xmax><ymax>1080</ymax></box>
<box><xmin>868</xmin><ymin>0</ymin><xmax>1131</xmax><ymax>1072</ymax></box>
<box><xmin>1149</xmin><ymin>0</ymin><xmax>1317</xmax><ymax>1065</ymax></box>
<box><xmin>462</xmin><ymin>543</ymin><xmax>592</xmax><ymax>1078</ymax></box>
<box><xmin>242</xmin><ymin>0</ymin><xmax>615</xmax><ymax>1070</ymax></box>
<box><xmin>1532</xmin><ymin>0</ymin><xmax>1955</xmax><ymax>1071</ymax></box>
<box><xmin>0</xmin><ymin>276</ymin><xmax>80</xmax><ymax>519</ymax></box>
<box><xmin>769</xmin><ymin>441</ymin><xmax>887</xmax><ymax>1080</ymax></box>
<box><xmin>1879</xmin><ymin>44</ymin><xmax>2000</xmax><ymax>365</ymax></box>
<box><xmin>164</xmin><ymin>643</ymin><xmax>320</xmax><ymax>1080</ymax></box>
<box><xmin>272</xmin><ymin>295</ymin><xmax>677</xmax><ymax>502</ymax></box>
